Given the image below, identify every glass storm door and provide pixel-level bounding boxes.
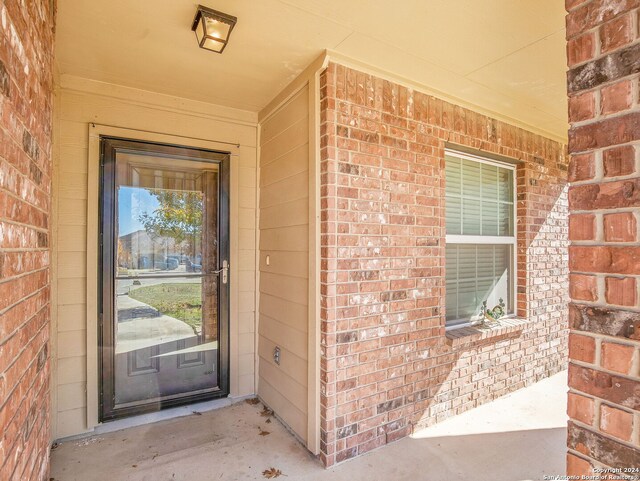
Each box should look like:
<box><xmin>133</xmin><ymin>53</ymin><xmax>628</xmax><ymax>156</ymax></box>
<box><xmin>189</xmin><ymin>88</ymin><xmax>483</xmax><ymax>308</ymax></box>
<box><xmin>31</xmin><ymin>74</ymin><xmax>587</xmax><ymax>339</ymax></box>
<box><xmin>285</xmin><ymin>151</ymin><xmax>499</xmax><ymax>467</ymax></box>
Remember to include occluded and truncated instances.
<box><xmin>99</xmin><ymin>138</ymin><xmax>229</xmax><ymax>421</ymax></box>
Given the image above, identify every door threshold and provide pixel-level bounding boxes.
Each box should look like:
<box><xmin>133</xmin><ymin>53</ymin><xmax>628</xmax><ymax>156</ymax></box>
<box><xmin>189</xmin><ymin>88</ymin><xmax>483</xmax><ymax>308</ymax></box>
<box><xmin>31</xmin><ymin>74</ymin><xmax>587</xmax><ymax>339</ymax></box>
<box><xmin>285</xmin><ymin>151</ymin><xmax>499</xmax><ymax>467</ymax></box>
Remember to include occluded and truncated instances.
<box><xmin>57</xmin><ymin>395</ymin><xmax>255</xmax><ymax>443</ymax></box>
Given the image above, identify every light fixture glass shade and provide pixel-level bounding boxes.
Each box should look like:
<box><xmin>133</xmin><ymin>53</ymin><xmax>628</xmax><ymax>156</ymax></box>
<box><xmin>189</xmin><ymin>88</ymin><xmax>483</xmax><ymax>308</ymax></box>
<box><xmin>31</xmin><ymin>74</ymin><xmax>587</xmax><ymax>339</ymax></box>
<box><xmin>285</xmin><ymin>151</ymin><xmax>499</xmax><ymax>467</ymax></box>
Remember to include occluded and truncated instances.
<box><xmin>202</xmin><ymin>37</ymin><xmax>226</xmax><ymax>53</ymax></box>
<box><xmin>192</xmin><ymin>5</ymin><xmax>237</xmax><ymax>53</ymax></box>
<box><xmin>204</xmin><ymin>16</ymin><xmax>231</xmax><ymax>41</ymax></box>
<box><xmin>195</xmin><ymin>18</ymin><xmax>207</xmax><ymax>43</ymax></box>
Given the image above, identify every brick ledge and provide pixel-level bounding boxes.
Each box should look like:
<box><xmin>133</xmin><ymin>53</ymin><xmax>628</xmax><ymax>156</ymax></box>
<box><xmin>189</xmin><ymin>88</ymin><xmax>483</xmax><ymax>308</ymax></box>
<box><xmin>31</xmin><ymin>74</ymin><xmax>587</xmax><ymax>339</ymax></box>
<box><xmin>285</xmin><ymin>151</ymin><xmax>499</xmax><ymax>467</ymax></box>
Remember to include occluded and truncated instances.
<box><xmin>445</xmin><ymin>317</ymin><xmax>532</xmax><ymax>348</ymax></box>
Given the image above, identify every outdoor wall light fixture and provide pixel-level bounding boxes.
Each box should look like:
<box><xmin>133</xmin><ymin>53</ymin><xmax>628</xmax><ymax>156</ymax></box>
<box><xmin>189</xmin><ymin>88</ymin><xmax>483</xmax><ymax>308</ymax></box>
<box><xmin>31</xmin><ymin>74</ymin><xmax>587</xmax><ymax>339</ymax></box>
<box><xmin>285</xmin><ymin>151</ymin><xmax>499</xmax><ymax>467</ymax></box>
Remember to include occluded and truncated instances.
<box><xmin>191</xmin><ymin>5</ymin><xmax>237</xmax><ymax>53</ymax></box>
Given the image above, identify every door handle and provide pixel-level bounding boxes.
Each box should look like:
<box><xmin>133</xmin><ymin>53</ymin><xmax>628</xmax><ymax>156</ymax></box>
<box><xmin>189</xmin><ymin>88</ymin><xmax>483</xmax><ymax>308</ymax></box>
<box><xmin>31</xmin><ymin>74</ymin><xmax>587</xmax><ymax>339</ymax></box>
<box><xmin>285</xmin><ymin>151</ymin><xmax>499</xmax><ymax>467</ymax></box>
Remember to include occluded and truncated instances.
<box><xmin>212</xmin><ymin>260</ymin><xmax>228</xmax><ymax>284</ymax></box>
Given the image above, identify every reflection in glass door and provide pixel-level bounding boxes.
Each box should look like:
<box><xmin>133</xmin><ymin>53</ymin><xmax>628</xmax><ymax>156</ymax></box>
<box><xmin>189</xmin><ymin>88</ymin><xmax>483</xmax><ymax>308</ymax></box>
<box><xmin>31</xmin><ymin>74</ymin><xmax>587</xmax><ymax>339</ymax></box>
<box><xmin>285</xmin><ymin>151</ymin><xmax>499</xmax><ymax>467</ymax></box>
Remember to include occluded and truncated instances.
<box><xmin>99</xmin><ymin>138</ymin><xmax>229</xmax><ymax>420</ymax></box>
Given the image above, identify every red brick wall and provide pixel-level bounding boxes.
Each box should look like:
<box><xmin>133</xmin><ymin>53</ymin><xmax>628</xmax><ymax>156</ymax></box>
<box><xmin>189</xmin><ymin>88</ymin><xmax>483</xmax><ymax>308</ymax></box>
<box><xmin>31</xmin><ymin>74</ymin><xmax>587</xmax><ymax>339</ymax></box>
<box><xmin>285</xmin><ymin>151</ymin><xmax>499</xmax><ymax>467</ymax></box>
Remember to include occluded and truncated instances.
<box><xmin>0</xmin><ymin>1</ymin><xmax>56</xmax><ymax>480</ymax></box>
<box><xmin>566</xmin><ymin>0</ymin><xmax>640</xmax><ymax>473</ymax></box>
<box><xmin>319</xmin><ymin>63</ymin><xmax>569</xmax><ymax>466</ymax></box>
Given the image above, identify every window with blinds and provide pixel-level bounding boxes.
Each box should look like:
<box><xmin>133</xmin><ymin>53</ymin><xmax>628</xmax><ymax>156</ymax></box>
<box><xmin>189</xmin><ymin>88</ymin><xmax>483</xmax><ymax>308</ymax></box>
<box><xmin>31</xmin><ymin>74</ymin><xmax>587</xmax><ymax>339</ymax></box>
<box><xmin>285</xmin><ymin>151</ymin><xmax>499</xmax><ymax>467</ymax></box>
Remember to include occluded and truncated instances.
<box><xmin>445</xmin><ymin>152</ymin><xmax>516</xmax><ymax>326</ymax></box>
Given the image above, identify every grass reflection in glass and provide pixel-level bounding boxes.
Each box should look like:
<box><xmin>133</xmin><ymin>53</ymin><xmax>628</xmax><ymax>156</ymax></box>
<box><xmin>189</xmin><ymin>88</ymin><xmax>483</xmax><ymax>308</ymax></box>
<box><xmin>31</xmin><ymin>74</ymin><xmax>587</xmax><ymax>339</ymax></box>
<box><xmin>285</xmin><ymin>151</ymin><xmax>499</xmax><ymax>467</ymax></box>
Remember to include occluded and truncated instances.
<box><xmin>129</xmin><ymin>283</ymin><xmax>202</xmax><ymax>335</ymax></box>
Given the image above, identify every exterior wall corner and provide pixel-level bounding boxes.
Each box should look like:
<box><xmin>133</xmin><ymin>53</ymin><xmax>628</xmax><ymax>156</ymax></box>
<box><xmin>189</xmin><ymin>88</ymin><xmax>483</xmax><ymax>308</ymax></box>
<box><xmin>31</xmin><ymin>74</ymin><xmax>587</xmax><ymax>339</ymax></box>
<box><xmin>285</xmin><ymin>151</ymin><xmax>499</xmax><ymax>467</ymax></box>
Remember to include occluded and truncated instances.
<box><xmin>319</xmin><ymin>61</ymin><xmax>569</xmax><ymax>466</ymax></box>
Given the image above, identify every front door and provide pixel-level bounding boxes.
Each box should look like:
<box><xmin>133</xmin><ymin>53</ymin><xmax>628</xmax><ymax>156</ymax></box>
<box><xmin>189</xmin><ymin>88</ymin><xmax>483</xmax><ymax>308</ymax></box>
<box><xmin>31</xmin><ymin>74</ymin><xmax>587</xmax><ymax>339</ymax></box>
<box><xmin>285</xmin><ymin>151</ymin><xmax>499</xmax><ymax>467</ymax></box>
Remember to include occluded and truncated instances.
<box><xmin>99</xmin><ymin>137</ymin><xmax>230</xmax><ymax>421</ymax></box>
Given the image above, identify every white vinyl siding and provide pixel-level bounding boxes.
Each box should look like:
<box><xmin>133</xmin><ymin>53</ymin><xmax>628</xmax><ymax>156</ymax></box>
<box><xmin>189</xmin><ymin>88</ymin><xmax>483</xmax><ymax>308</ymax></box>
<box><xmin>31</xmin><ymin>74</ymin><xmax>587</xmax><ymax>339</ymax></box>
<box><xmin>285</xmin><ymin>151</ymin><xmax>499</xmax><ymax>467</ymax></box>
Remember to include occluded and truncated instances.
<box><xmin>445</xmin><ymin>151</ymin><xmax>516</xmax><ymax>326</ymax></box>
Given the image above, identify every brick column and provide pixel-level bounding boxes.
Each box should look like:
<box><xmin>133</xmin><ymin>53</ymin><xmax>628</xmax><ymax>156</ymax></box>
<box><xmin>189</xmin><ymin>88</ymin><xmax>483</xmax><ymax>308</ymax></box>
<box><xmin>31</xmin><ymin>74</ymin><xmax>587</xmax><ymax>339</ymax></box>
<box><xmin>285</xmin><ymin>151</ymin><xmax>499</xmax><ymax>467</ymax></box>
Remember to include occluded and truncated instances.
<box><xmin>566</xmin><ymin>0</ymin><xmax>640</xmax><ymax>473</ymax></box>
<box><xmin>0</xmin><ymin>1</ymin><xmax>56</xmax><ymax>480</ymax></box>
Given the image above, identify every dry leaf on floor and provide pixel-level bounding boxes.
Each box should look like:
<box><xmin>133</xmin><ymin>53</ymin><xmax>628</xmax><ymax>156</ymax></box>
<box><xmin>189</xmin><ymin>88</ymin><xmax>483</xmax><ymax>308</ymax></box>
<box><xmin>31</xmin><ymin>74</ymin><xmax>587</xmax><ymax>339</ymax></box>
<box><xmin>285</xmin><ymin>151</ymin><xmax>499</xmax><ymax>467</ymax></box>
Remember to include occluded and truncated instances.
<box><xmin>258</xmin><ymin>428</ymin><xmax>270</xmax><ymax>436</ymax></box>
<box><xmin>260</xmin><ymin>407</ymin><xmax>273</xmax><ymax>417</ymax></box>
<box><xmin>262</xmin><ymin>468</ymin><xmax>283</xmax><ymax>478</ymax></box>
<box><xmin>245</xmin><ymin>398</ymin><xmax>260</xmax><ymax>405</ymax></box>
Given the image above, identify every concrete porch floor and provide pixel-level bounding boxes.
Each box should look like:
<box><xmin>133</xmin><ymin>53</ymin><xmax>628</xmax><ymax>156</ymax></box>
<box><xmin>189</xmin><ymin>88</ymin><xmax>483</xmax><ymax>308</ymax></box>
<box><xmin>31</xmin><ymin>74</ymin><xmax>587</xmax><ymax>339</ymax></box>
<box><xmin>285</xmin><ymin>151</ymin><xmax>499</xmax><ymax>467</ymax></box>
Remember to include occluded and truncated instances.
<box><xmin>51</xmin><ymin>371</ymin><xmax>568</xmax><ymax>481</ymax></box>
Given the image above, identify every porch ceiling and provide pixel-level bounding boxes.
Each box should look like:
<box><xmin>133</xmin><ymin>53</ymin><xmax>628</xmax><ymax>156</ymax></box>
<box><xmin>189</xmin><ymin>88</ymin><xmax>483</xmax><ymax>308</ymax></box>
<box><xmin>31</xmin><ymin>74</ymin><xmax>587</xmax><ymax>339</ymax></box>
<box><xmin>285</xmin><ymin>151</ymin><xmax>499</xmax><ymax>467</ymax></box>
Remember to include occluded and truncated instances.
<box><xmin>55</xmin><ymin>0</ymin><xmax>568</xmax><ymax>140</ymax></box>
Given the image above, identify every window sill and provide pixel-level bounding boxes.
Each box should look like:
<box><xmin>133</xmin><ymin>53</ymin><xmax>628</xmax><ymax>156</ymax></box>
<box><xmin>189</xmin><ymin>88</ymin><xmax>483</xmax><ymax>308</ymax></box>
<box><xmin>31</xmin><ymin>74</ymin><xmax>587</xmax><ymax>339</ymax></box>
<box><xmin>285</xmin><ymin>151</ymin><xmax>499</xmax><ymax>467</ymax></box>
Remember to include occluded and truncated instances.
<box><xmin>445</xmin><ymin>317</ymin><xmax>531</xmax><ymax>348</ymax></box>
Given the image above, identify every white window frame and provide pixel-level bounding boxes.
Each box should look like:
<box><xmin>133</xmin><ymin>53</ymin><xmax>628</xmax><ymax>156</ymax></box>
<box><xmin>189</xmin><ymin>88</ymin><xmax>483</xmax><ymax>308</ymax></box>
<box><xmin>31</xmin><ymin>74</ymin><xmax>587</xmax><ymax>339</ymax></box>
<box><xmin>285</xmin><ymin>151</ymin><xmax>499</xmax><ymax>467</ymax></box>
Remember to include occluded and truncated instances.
<box><xmin>444</xmin><ymin>149</ymin><xmax>518</xmax><ymax>329</ymax></box>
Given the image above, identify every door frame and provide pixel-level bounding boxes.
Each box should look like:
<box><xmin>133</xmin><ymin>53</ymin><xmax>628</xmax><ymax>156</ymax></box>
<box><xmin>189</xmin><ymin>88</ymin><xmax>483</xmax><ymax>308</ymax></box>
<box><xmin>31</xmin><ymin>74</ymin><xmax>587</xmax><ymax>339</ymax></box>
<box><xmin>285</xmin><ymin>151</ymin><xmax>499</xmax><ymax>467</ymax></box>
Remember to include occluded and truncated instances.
<box><xmin>98</xmin><ymin>136</ymin><xmax>231</xmax><ymax>421</ymax></box>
